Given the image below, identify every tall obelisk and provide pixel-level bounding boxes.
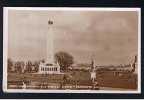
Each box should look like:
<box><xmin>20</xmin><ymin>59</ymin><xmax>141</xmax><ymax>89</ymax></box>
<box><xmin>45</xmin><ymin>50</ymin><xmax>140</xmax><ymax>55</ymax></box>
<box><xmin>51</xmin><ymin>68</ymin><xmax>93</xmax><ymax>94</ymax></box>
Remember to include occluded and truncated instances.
<box><xmin>46</xmin><ymin>20</ymin><xmax>54</xmax><ymax>63</ymax></box>
<box><xmin>38</xmin><ymin>20</ymin><xmax>60</xmax><ymax>74</ymax></box>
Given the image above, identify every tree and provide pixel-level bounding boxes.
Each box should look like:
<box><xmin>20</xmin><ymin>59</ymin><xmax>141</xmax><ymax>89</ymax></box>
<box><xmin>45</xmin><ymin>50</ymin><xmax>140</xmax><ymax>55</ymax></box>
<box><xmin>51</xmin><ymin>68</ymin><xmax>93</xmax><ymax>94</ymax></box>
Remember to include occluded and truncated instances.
<box><xmin>8</xmin><ymin>58</ymin><xmax>13</xmax><ymax>67</ymax></box>
<box><xmin>33</xmin><ymin>61</ymin><xmax>39</xmax><ymax>72</ymax></box>
<box><xmin>8</xmin><ymin>58</ymin><xmax>13</xmax><ymax>72</ymax></box>
<box><xmin>54</xmin><ymin>51</ymin><xmax>74</xmax><ymax>71</ymax></box>
<box><xmin>26</xmin><ymin>60</ymin><xmax>33</xmax><ymax>73</ymax></box>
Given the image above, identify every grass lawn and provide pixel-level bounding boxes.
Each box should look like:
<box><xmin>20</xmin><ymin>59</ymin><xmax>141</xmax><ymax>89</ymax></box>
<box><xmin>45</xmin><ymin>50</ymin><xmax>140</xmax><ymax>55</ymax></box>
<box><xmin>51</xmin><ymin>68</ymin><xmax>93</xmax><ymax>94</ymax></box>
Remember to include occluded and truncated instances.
<box><xmin>7</xmin><ymin>70</ymin><xmax>137</xmax><ymax>90</ymax></box>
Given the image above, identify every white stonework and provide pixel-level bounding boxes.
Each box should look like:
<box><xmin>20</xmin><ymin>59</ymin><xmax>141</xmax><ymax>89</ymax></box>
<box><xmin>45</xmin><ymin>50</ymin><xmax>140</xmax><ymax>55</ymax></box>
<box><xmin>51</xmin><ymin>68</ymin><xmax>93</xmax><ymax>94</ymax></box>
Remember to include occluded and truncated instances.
<box><xmin>38</xmin><ymin>20</ymin><xmax>61</xmax><ymax>74</ymax></box>
<box><xmin>90</xmin><ymin>59</ymin><xmax>97</xmax><ymax>82</ymax></box>
<box><xmin>91</xmin><ymin>71</ymin><xmax>96</xmax><ymax>83</ymax></box>
<box><xmin>38</xmin><ymin>61</ymin><xmax>61</xmax><ymax>74</ymax></box>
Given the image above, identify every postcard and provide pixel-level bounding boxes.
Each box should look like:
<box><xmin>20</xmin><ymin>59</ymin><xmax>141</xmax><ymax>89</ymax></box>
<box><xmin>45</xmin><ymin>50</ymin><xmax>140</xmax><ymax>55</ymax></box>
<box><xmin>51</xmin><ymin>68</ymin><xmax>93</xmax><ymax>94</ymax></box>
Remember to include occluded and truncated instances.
<box><xmin>3</xmin><ymin>7</ymin><xmax>141</xmax><ymax>93</ymax></box>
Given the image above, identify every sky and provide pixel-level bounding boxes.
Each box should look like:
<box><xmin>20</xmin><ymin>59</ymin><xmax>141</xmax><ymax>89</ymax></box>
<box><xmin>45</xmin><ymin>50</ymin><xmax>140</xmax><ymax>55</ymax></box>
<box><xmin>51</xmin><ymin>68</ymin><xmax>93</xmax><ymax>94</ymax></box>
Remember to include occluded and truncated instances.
<box><xmin>8</xmin><ymin>10</ymin><xmax>138</xmax><ymax>65</ymax></box>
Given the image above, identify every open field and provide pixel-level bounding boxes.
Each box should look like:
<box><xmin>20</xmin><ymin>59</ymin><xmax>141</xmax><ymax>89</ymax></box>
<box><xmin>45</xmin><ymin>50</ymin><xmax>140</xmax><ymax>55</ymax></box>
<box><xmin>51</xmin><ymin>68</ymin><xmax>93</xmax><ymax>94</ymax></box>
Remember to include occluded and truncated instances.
<box><xmin>7</xmin><ymin>69</ymin><xmax>137</xmax><ymax>90</ymax></box>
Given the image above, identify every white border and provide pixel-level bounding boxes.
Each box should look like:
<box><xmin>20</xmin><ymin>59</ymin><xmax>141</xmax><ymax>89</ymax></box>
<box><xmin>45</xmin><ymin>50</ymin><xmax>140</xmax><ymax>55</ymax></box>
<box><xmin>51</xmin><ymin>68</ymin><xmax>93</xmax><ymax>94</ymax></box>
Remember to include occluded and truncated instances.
<box><xmin>3</xmin><ymin>7</ymin><xmax>141</xmax><ymax>93</ymax></box>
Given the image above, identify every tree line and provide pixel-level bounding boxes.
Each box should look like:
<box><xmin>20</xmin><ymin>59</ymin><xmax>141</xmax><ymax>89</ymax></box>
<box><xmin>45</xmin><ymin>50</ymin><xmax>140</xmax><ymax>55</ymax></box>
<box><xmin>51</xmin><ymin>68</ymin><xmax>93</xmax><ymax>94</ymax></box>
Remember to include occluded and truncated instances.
<box><xmin>8</xmin><ymin>51</ymin><xmax>74</xmax><ymax>73</ymax></box>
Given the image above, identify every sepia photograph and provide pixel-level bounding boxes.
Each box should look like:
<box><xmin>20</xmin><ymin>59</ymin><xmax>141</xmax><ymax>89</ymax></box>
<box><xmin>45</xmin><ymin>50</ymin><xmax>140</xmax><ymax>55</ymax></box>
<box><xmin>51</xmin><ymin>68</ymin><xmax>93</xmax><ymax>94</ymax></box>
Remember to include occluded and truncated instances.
<box><xmin>3</xmin><ymin>7</ymin><xmax>141</xmax><ymax>93</ymax></box>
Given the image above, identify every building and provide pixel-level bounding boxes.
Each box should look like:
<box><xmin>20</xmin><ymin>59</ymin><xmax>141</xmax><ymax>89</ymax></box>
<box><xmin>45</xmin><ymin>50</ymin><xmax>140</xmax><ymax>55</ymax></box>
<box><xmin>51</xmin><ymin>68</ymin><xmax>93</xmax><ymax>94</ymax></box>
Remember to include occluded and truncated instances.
<box><xmin>38</xmin><ymin>20</ymin><xmax>61</xmax><ymax>74</ymax></box>
<box><xmin>39</xmin><ymin>61</ymin><xmax>60</xmax><ymax>74</ymax></box>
